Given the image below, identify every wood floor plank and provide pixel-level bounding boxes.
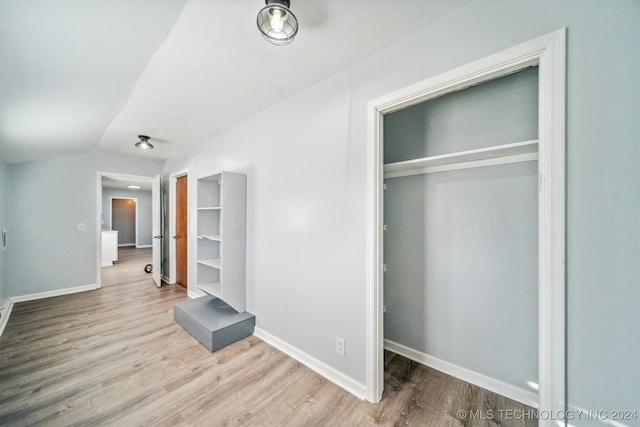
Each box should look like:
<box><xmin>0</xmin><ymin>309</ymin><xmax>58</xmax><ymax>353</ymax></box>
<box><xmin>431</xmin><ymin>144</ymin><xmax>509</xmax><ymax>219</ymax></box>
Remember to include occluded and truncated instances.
<box><xmin>0</xmin><ymin>247</ymin><xmax>537</xmax><ymax>426</ymax></box>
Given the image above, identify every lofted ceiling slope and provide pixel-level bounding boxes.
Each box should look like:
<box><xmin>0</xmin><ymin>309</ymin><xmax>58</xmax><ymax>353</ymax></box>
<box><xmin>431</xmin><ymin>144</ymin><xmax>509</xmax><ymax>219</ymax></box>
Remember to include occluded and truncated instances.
<box><xmin>0</xmin><ymin>0</ymin><xmax>188</xmax><ymax>164</ymax></box>
<box><xmin>1</xmin><ymin>0</ymin><xmax>471</xmax><ymax>164</ymax></box>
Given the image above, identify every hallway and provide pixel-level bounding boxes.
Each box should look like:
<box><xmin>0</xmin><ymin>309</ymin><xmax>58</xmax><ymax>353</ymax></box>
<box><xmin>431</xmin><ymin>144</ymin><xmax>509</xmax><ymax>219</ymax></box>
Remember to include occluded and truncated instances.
<box><xmin>101</xmin><ymin>247</ymin><xmax>157</xmax><ymax>287</ymax></box>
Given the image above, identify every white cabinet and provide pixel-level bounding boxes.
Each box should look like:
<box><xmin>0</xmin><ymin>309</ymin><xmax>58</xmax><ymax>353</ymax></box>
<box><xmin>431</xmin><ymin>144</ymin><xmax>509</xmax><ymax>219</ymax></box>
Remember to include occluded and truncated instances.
<box><xmin>101</xmin><ymin>230</ymin><xmax>119</xmax><ymax>267</ymax></box>
<box><xmin>196</xmin><ymin>172</ymin><xmax>247</xmax><ymax>312</ymax></box>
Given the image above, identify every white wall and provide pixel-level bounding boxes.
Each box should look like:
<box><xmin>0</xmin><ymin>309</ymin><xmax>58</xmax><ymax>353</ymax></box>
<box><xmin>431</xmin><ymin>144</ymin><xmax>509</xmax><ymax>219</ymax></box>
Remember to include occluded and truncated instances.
<box><xmin>164</xmin><ymin>0</ymin><xmax>639</xmax><ymax>418</ymax></box>
<box><xmin>101</xmin><ymin>188</ymin><xmax>153</xmax><ymax>247</ymax></box>
<box><xmin>7</xmin><ymin>153</ymin><xmax>163</xmax><ymax>296</ymax></box>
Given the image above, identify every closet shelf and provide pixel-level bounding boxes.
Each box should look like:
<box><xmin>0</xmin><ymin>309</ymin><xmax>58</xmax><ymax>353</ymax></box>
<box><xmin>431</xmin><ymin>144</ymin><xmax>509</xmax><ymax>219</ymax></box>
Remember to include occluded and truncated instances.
<box><xmin>384</xmin><ymin>139</ymin><xmax>538</xmax><ymax>179</ymax></box>
<box><xmin>198</xmin><ymin>282</ymin><xmax>222</xmax><ymax>297</ymax></box>
<box><xmin>198</xmin><ymin>235</ymin><xmax>222</xmax><ymax>241</ymax></box>
<box><xmin>197</xmin><ymin>258</ymin><xmax>222</xmax><ymax>269</ymax></box>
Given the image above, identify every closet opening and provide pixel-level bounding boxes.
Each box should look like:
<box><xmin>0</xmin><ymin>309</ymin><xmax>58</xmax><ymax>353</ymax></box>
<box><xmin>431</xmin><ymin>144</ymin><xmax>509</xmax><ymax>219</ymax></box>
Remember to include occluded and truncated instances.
<box><xmin>366</xmin><ymin>29</ymin><xmax>566</xmax><ymax>425</ymax></box>
<box><xmin>382</xmin><ymin>67</ymin><xmax>539</xmax><ymax>410</ymax></box>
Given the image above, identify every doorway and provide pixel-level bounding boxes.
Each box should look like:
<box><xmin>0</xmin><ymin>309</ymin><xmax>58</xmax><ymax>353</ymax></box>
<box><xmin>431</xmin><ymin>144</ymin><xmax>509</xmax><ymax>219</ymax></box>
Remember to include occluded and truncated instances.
<box><xmin>96</xmin><ymin>172</ymin><xmax>162</xmax><ymax>288</ymax></box>
<box><xmin>168</xmin><ymin>170</ymin><xmax>189</xmax><ymax>291</ymax></box>
<box><xmin>175</xmin><ymin>175</ymin><xmax>188</xmax><ymax>288</ymax></box>
<box><xmin>383</xmin><ymin>67</ymin><xmax>539</xmax><ymax>407</ymax></box>
<box><xmin>111</xmin><ymin>198</ymin><xmax>137</xmax><ymax>247</ymax></box>
<box><xmin>366</xmin><ymin>29</ymin><xmax>566</xmax><ymax>421</ymax></box>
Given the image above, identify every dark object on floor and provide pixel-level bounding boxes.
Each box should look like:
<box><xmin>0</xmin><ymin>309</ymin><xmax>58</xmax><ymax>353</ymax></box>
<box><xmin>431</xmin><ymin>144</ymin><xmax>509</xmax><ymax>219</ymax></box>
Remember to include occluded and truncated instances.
<box><xmin>144</xmin><ymin>264</ymin><xmax>152</xmax><ymax>273</ymax></box>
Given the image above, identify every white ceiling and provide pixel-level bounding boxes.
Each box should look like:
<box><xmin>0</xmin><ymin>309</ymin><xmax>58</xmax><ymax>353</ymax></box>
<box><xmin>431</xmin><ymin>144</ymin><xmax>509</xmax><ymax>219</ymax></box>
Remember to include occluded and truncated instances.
<box><xmin>0</xmin><ymin>0</ymin><xmax>471</xmax><ymax>164</ymax></box>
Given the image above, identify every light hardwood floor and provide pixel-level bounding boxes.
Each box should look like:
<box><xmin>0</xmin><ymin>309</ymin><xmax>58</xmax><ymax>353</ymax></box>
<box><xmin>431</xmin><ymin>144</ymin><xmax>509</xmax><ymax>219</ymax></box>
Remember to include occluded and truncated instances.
<box><xmin>0</xmin><ymin>248</ymin><xmax>536</xmax><ymax>426</ymax></box>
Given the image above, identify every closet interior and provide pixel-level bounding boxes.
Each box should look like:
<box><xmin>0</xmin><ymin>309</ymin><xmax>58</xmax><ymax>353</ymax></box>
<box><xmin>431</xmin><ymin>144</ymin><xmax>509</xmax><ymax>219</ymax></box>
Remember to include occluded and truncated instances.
<box><xmin>382</xmin><ymin>67</ymin><xmax>540</xmax><ymax>400</ymax></box>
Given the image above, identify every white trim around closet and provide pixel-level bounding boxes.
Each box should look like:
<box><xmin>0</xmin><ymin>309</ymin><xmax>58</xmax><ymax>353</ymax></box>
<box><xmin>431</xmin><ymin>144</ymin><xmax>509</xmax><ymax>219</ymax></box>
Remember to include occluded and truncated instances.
<box><xmin>366</xmin><ymin>29</ymin><xmax>566</xmax><ymax>426</ymax></box>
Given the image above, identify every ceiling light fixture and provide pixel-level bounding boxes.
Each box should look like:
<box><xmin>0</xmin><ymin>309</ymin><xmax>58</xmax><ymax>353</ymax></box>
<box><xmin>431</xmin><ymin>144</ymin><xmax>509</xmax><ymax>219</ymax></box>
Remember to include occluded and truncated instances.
<box><xmin>128</xmin><ymin>185</ymin><xmax>141</xmax><ymax>189</ymax></box>
<box><xmin>257</xmin><ymin>0</ymin><xmax>298</xmax><ymax>46</ymax></box>
<box><xmin>135</xmin><ymin>135</ymin><xmax>154</xmax><ymax>151</ymax></box>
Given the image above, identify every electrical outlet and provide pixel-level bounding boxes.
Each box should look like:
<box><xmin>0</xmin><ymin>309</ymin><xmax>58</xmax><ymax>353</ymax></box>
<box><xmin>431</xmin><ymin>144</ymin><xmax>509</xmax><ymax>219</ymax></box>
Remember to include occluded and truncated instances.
<box><xmin>336</xmin><ymin>336</ymin><xmax>345</xmax><ymax>356</ymax></box>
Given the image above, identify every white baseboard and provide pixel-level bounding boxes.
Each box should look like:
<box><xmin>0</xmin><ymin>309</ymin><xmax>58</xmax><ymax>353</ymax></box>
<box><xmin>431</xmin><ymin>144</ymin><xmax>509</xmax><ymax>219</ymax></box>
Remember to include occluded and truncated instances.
<box><xmin>161</xmin><ymin>275</ymin><xmax>172</xmax><ymax>285</ymax></box>
<box><xmin>101</xmin><ymin>262</ymin><xmax>114</xmax><ymax>267</ymax></box>
<box><xmin>384</xmin><ymin>339</ymin><xmax>538</xmax><ymax>409</ymax></box>
<box><xmin>254</xmin><ymin>327</ymin><xmax>367</xmax><ymax>400</ymax></box>
<box><xmin>12</xmin><ymin>284</ymin><xmax>99</xmax><ymax>303</ymax></box>
<box><xmin>118</xmin><ymin>243</ymin><xmax>135</xmax><ymax>247</ymax></box>
<box><xmin>0</xmin><ymin>298</ymin><xmax>15</xmax><ymax>339</ymax></box>
<box><xmin>136</xmin><ymin>245</ymin><xmax>152</xmax><ymax>249</ymax></box>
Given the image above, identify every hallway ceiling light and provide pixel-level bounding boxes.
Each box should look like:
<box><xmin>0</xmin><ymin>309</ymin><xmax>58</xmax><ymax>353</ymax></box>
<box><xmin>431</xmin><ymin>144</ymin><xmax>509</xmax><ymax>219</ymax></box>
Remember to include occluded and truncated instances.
<box><xmin>135</xmin><ymin>135</ymin><xmax>154</xmax><ymax>150</ymax></box>
<box><xmin>128</xmin><ymin>185</ymin><xmax>141</xmax><ymax>189</ymax></box>
<box><xmin>257</xmin><ymin>0</ymin><xmax>298</xmax><ymax>46</ymax></box>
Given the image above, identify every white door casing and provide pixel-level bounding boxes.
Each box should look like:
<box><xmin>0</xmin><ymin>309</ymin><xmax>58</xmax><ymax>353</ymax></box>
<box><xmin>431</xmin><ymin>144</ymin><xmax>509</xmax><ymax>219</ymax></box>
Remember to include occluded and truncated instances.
<box><xmin>366</xmin><ymin>28</ymin><xmax>566</xmax><ymax>426</ymax></box>
<box><xmin>168</xmin><ymin>169</ymin><xmax>189</xmax><ymax>286</ymax></box>
<box><xmin>152</xmin><ymin>174</ymin><xmax>162</xmax><ymax>287</ymax></box>
<box><xmin>96</xmin><ymin>172</ymin><xmax>160</xmax><ymax>288</ymax></box>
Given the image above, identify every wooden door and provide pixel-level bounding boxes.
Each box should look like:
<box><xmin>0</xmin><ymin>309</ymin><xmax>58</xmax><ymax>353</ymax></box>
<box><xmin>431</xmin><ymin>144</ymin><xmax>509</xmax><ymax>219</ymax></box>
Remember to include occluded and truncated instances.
<box><xmin>176</xmin><ymin>176</ymin><xmax>188</xmax><ymax>288</ymax></box>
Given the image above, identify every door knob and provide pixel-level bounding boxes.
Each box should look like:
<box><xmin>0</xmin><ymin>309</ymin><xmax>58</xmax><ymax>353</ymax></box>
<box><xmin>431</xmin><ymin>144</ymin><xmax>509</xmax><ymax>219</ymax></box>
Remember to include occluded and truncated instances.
<box><xmin>153</xmin><ymin>235</ymin><xmax>163</xmax><ymax>239</ymax></box>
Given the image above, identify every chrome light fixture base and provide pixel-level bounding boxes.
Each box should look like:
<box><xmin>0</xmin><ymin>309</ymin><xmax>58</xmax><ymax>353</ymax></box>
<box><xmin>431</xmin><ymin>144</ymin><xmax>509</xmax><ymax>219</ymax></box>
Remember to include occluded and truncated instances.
<box><xmin>135</xmin><ymin>135</ymin><xmax>154</xmax><ymax>151</ymax></box>
<box><xmin>257</xmin><ymin>0</ymin><xmax>298</xmax><ymax>46</ymax></box>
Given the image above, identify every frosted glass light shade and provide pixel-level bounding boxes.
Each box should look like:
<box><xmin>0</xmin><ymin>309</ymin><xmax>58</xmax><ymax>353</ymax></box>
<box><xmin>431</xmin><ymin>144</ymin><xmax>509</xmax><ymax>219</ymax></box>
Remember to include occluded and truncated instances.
<box><xmin>135</xmin><ymin>135</ymin><xmax>154</xmax><ymax>150</ymax></box>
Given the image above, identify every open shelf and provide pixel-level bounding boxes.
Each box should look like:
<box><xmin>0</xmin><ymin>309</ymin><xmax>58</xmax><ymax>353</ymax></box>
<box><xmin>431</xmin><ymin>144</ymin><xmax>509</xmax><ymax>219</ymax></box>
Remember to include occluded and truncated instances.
<box><xmin>198</xmin><ymin>282</ymin><xmax>222</xmax><ymax>297</ymax></box>
<box><xmin>195</xmin><ymin>171</ymin><xmax>247</xmax><ymax>313</ymax></box>
<box><xmin>384</xmin><ymin>139</ymin><xmax>538</xmax><ymax>179</ymax></box>
<box><xmin>197</xmin><ymin>258</ymin><xmax>222</xmax><ymax>269</ymax></box>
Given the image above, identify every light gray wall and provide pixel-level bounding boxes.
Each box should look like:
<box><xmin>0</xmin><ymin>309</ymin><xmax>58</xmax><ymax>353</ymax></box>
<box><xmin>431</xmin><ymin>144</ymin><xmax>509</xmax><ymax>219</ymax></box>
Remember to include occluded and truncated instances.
<box><xmin>0</xmin><ymin>162</ymin><xmax>7</xmax><ymax>304</ymax></box>
<box><xmin>384</xmin><ymin>68</ymin><xmax>539</xmax><ymax>163</ymax></box>
<box><xmin>7</xmin><ymin>152</ymin><xmax>163</xmax><ymax>296</ymax></box>
<box><xmin>383</xmin><ymin>68</ymin><xmax>538</xmax><ymax>392</ymax></box>
<box><xmin>101</xmin><ymin>188</ymin><xmax>153</xmax><ymax>247</ymax></box>
<box><xmin>162</xmin><ymin>0</ymin><xmax>639</xmax><ymax>418</ymax></box>
<box><xmin>384</xmin><ymin>163</ymin><xmax>538</xmax><ymax>389</ymax></box>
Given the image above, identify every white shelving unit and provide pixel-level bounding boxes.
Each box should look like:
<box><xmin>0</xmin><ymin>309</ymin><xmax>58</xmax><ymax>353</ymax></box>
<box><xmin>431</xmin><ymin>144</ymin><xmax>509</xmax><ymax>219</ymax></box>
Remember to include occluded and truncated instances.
<box><xmin>196</xmin><ymin>171</ymin><xmax>247</xmax><ymax>312</ymax></box>
<box><xmin>384</xmin><ymin>139</ymin><xmax>538</xmax><ymax>179</ymax></box>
